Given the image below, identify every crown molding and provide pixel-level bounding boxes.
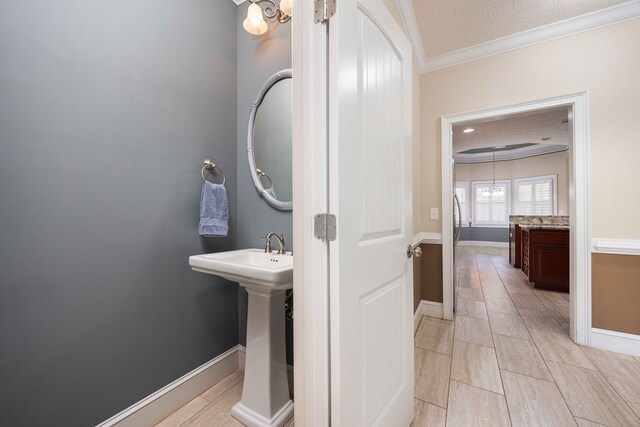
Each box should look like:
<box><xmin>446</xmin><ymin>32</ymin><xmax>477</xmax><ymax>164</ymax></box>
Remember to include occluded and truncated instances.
<box><xmin>396</xmin><ymin>0</ymin><xmax>427</xmax><ymax>67</ymax></box>
<box><xmin>397</xmin><ymin>0</ymin><xmax>640</xmax><ymax>74</ymax></box>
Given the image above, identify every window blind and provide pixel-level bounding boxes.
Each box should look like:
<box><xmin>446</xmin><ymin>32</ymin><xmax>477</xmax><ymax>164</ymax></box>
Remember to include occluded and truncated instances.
<box><xmin>455</xmin><ymin>182</ymin><xmax>468</xmax><ymax>226</ymax></box>
<box><xmin>514</xmin><ymin>176</ymin><xmax>555</xmax><ymax>215</ymax></box>
<box><xmin>473</xmin><ymin>181</ymin><xmax>509</xmax><ymax>226</ymax></box>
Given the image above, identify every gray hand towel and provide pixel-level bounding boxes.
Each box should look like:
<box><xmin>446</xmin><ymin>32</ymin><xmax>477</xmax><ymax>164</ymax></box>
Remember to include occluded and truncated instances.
<box><xmin>199</xmin><ymin>181</ymin><xmax>229</xmax><ymax>237</ymax></box>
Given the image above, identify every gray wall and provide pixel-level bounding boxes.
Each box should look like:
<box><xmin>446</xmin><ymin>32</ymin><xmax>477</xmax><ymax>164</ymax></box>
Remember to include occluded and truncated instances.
<box><xmin>0</xmin><ymin>1</ymin><xmax>239</xmax><ymax>425</ymax></box>
<box><xmin>459</xmin><ymin>227</ymin><xmax>509</xmax><ymax>242</ymax></box>
<box><xmin>235</xmin><ymin>5</ymin><xmax>293</xmax><ymax>362</ymax></box>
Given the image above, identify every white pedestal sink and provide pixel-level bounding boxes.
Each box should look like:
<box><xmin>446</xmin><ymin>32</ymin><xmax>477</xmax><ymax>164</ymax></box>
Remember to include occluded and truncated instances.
<box><xmin>189</xmin><ymin>249</ymin><xmax>293</xmax><ymax>427</ymax></box>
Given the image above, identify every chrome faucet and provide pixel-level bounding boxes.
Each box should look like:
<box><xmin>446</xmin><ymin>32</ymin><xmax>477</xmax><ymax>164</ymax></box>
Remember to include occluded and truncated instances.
<box><xmin>262</xmin><ymin>233</ymin><xmax>287</xmax><ymax>254</ymax></box>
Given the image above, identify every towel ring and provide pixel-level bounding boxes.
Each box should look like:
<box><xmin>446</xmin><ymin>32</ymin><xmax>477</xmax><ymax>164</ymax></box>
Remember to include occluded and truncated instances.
<box><xmin>256</xmin><ymin>169</ymin><xmax>273</xmax><ymax>190</ymax></box>
<box><xmin>201</xmin><ymin>159</ymin><xmax>226</xmax><ymax>185</ymax></box>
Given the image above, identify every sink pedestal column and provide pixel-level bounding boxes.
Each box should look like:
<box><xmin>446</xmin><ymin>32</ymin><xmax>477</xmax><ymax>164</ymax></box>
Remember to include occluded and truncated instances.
<box><xmin>232</xmin><ymin>286</ymin><xmax>293</xmax><ymax>427</ymax></box>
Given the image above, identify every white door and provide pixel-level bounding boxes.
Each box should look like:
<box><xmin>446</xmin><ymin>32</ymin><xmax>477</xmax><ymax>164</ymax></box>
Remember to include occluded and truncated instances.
<box><xmin>329</xmin><ymin>0</ymin><xmax>414</xmax><ymax>425</ymax></box>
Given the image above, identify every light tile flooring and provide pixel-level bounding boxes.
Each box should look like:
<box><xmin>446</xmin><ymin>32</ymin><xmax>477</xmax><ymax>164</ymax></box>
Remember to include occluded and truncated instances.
<box><xmin>412</xmin><ymin>246</ymin><xmax>640</xmax><ymax>426</ymax></box>
<box><xmin>158</xmin><ymin>246</ymin><xmax>640</xmax><ymax>427</ymax></box>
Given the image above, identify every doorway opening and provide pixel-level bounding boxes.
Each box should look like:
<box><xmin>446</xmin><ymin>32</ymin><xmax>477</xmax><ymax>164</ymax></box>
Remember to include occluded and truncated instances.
<box><xmin>441</xmin><ymin>93</ymin><xmax>591</xmax><ymax>345</ymax></box>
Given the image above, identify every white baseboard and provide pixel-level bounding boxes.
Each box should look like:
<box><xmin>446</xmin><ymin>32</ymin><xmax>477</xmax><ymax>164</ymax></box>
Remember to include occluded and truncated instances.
<box><xmin>421</xmin><ymin>300</ymin><xmax>444</xmax><ymax>318</ymax></box>
<box><xmin>590</xmin><ymin>328</ymin><xmax>640</xmax><ymax>357</ymax></box>
<box><xmin>97</xmin><ymin>346</ymin><xmax>241</xmax><ymax>427</ymax></box>
<box><xmin>458</xmin><ymin>240</ymin><xmax>509</xmax><ymax>248</ymax></box>
<box><xmin>414</xmin><ymin>300</ymin><xmax>444</xmax><ymax>322</ymax></box>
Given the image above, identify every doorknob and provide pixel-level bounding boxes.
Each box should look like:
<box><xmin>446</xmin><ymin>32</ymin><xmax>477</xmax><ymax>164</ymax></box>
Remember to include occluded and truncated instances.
<box><xmin>407</xmin><ymin>244</ymin><xmax>423</xmax><ymax>258</ymax></box>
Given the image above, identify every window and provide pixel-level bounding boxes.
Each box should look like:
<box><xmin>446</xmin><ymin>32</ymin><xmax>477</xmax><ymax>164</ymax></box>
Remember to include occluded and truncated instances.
<box><xmin>455</xmin><ymin>182</ymin><xmax>469</xmax><ymax>226</ymax></box>
<box><xmin>514</xmin><ymin>175</ymin><xmax>557</xmax><ymax>215</ymax></box>
<box><xmin>472</xmin><ymin>181</ymin><xmax>510</xmax><ymax>226</ymax></box>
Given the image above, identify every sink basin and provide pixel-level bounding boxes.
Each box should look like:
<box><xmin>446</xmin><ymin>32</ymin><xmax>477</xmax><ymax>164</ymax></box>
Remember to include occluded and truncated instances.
<box><xmin>189</xmin><ymin>249</ymin><xmax>293</xmax><ymax>289</ymax></box>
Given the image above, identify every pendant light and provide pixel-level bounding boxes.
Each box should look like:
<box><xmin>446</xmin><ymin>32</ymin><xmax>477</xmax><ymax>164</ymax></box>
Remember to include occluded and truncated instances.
<box><xmin>482</xmin><ymin>150</ymin><xmax>503</xmax><ymax>198</ymax></box>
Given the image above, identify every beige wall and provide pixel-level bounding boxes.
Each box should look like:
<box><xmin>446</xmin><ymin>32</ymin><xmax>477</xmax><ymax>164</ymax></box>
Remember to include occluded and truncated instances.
<box><xmin>455</xmin><ymin>151</ymin><xmax>570</xmax><ymax>214</ymax></box>
<box><xmin>420</xmin><ymin>18</ymin><xmax>640</xmax><ymax>239</ymax></box>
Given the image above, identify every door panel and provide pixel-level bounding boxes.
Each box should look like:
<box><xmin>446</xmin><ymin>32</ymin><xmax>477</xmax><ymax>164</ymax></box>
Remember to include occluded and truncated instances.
<box><xmin>329</xmin><ymin>0</ymin><xmax>414</xmax><ymax>425</ymax></box>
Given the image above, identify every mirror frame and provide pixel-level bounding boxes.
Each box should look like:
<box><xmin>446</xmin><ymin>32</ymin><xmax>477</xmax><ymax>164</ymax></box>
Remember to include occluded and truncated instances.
<box><xmin>247</xmin><ymin>68</ymin><xmax>293</xmax><ymax>211</ymax></box>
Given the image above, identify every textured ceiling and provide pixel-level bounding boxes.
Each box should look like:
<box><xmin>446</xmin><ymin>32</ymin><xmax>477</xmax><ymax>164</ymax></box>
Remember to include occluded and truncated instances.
<box><xmin>411</xmin><ymin>0</ymin><xmax>629</xmax><ymax>57</ymax></box>
<box><xmin>453</xmin><ymin>107</ymin><xmax>569</xmax><ymax>154</ymax></box>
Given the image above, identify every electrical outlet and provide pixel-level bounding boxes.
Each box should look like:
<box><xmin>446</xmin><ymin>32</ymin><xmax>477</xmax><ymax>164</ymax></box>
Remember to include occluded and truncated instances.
<box><xmin>430</xmin><ymin>207</ymin><xmax>439</xmax><ymax>220</ymax></box>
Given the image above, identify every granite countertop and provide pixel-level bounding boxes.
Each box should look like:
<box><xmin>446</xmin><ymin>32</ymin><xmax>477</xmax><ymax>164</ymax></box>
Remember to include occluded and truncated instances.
<box><xmin>520</xmin><ymin>224</ymin><xmax>570</xmax><ymax>231</ymax></box>
<box><xmin>509</xmin><ymin>215</ymin><xmax>569</xmax><ymax>226</ymax></box>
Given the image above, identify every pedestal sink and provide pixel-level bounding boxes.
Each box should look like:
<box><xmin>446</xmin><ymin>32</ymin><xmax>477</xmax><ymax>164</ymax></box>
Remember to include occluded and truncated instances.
<box><xmin>189</xmin><ymin>249</ymin><xmax>293</xmax><ymax>427</ymax></box>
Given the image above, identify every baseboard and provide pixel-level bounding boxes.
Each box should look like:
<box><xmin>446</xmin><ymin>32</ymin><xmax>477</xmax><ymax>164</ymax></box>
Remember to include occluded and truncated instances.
<box><xmin>458</xmin><ymin>240</ymin><xmax>509</xmax><ymax>248</ymax></box>
<box><xmin>96</xmin><ymin>346</ymin><xmax>241</xmax><ymax>427</ymax></box>
<box><xmin>237</xmin><ymin>345</ymin><xmax>294</xmax><ymax>394</ymax></box>
<box><xmin>590</xmin><ymin>328</ymin><xmax>640</xmax><ymax>357</ymax></box>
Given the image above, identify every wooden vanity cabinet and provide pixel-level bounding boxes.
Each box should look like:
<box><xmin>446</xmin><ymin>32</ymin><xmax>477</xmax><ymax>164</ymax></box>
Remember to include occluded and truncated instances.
<box><xmin>521</xmin><ymin>228</ymin><xmax>569</xmax><ymax>293</ymax></box>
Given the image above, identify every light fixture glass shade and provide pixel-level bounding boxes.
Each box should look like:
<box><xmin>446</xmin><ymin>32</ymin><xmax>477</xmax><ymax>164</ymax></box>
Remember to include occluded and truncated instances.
<box><xmin>280</xmin><ymin>0</ymin><xmax>292</xmax><ymax>16</ymax></box>
<box><xmin>243</xmin><ymin>3</ymin><xmax>268</xmax><ymax>35</ymax></box>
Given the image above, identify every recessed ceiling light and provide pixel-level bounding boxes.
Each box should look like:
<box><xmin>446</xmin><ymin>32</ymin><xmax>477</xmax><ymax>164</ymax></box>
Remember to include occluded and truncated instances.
<box><xmin>541</xmin><ymin>137</ymin><xmax>551</xmax><ymax>141</ymax></box>
<box><xmin>463</xmin><ymin>128</ymin><xmax>474</xmax><ymax>133</ymax></box>
<box><xmin>494</xmin><ymin>145</ymin><xmax>506</xmax><ymax>149</ymax></box>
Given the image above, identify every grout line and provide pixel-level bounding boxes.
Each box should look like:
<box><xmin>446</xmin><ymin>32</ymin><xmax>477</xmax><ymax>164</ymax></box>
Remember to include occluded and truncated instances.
<box><xmin>498</xmin><ymin>367</ymin><xmax>554</xmax><ymax>384</ymax></box>
<box><xmin>413</xmin><ymin>395</ymin><xmax>447</xmax><ymax>410</ymax></box>
<box><xmin>449</xmin><ymin>378</ymin><xmax>508</xmax><ymax>398</ymax></box>
<box><xmin>485</xmin><ymin>252</ymin><xmax>513</xmax><ymax>425</ymax></box>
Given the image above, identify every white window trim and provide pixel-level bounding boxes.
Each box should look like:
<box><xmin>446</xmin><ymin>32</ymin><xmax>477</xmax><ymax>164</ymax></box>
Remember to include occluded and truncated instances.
<box><xmin>471</xmin><ymin>180</ymin><xmax>511</xmax><ymax>228</ymax></box>
<box><xmin>455</xmin><ymin>181</ymin><xmax>469</xmax><ymax>227</ymax></box>
<box><xmin>513</xmin><ymin>174</ymin><xmax>558</xmax><ymax>215</ymax></box>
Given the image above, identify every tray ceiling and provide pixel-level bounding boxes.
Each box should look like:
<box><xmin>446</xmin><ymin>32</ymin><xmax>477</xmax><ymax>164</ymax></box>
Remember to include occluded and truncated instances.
<box><xmin>398</xmin><ymin>0</ymin><xmax>640</xmax><ymax>72</ymax></box>
<box><xmin>452</xmin><ymin>107</ymin><xmax>569</xmax><ymax>155</ymax></box>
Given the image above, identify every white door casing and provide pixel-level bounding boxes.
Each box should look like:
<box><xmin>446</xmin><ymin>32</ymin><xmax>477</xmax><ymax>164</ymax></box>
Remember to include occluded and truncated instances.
<box><xmin>329</xmin><ymin>0</ymin><xmax>414</xmax><ymax>425</ymax></box>
<box><xmin>440</xmin><ymin>93</ymin><xmax>591</xmax><ymax>344</ymax></box>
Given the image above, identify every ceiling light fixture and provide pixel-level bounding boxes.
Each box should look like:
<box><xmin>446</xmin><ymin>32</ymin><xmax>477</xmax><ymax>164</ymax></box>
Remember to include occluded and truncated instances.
<box><xmin>481</xmin><ymin>151</ymin><xmax>503</xmax><ymax>198</ymax></box>
<box><xmin>243</xmin><ymin>0</ymin><xmax>292</xmax><ymax>36</ymax></box>
<box><xmin>463</xmin><ymin>128</ymin><xmax>474</xmax><ymax>133</ymax></box>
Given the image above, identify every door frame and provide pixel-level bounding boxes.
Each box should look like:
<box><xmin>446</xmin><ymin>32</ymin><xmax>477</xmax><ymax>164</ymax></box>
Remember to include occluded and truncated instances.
<box><xmin>292</xmin><ymin>0</ymin><xmax>330</xmax><ymax>424</ymax></box>
<box><xmin>440</xmin><ymin>92</ymin><xmax>592</xmax><ymax>346</ymax></box>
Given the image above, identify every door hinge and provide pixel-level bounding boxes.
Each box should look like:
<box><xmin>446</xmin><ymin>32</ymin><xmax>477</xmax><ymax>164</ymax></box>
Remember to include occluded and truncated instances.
<box><xmin>314</xmin><ymin>0</ymin><xmax>336</xmax><ymax>23</ymax></box>
<box><xmin>314</xmin><ymin>213</ymin><xmax>337</xmax><ymax>242</ymax></box>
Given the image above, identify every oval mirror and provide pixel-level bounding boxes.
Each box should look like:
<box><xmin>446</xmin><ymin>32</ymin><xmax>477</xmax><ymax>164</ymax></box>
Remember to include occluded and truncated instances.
<box><xmin>247</xmin><ymin>69</ymin><xmax>292</xmax><ymax>210</ymax></box>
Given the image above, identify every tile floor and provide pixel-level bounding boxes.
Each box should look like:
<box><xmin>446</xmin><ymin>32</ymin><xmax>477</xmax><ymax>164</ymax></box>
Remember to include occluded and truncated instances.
<box><xmin>157</xmin><ymin>246</ymin><xmax>640</xmax><ymax>427</ymax></box>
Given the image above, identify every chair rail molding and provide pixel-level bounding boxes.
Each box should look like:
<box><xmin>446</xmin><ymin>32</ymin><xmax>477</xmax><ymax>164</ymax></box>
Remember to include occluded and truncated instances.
<box><xmin>592</xmin><ymin>238</ymin><xmax>640</xmax><ymax>256</ymax></box>
<box><xmin>412</xmin><ymin>232</ymin><xmax>443</xmax><ymax>246</ymax></box>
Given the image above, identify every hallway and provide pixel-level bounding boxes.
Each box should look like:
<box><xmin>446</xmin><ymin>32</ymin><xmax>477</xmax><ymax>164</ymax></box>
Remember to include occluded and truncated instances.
<box><xmin>412</xmin><ymin>246</ymin><xmax>640</xmax><ymax>426</ymax></box>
